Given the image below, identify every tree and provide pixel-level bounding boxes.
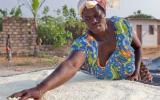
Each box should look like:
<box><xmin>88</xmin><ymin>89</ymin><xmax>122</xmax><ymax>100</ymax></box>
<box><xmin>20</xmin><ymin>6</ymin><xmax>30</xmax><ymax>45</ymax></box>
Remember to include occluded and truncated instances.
<box><xmin>19</xmin><ymin>0</ymin><xmax>46</xmax><ymax>18</ymax></box>
<box><xmin>0</xmin><ymin>7</ymin><xmax>23</xmax><ymax>32</ymax></box>
<box><xmin>0</xmin><ymin>5</ymin><xmax>23</xmax><ymax>18</ymax></box>
<box><xmin>0</xmin><ymin>17</ymin><xmax>2</xmax><ymax>31</ymax></box>
<box><xmin>42</xmin><ymin>6</ymin><xmax>49</xmax><ymax>16</ymax></box>
<box><xmin>0</xmin><ymin>9</ymin><xmax>8</xmax><ymax>31</ymax></box>
<box><xmin>37</xmin><ymin>5</ymin><xmax>87</xmax><ymax>47</ymax></box>
<box><xmin>38</xmin><ymin>16</ymin><xmax>72</xmax><ymax>47</ymax></box>
<box><xmin>10</xmin><ymin>5</ymin><xmax>23</xmax><ymax>17</ymax></box>
<box><xmin>137</xmin><ymin>10</ymin><xmax>141</xmax><ymax>14</ymax></box>
<box><xmin>19</xmin><ymin>0</ymin><xmax>46</xmax><ymax>39</ymax></box>
<box><xmin>127</xmin><ymin>10</ymin><xmax>154</xmax><ymax>19</ymax></box>
<box><xmin>62</xmin><ymin>5</ymin><xmax>87</xmax><ymax>39</ymax></box>
<box><xmin>19</xmin><ymin>0</ymin><xmax>47</xmax><ymax>55</ymax></box>
<box><xmin>0</xmin><ymin>9</ymin><xmax>8</xmax><ymax>17</ymax></box>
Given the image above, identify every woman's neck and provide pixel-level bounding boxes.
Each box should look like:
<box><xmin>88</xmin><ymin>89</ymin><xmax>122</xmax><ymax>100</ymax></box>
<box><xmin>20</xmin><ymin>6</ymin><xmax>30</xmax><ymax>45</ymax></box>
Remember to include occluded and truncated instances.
<box><xmin>89</xmin><ymin>21</ymin><xmax>114</xmax><ymax>42</ymax></box>
<box><xmin>88</xmin><ymin>20</ymin><xmax>112</xmax><ymax>42</ymax></box>
<box><xmin>89</xmin><ymin>31</ymin><xmax>107</xmax><ymax>42</ymax></box>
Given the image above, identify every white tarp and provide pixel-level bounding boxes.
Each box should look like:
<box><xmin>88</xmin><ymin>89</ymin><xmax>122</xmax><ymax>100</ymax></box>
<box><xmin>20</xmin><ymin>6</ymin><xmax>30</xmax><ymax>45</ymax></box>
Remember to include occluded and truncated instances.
<box><xmin>0</xmin><ymin>69</ymin><xmax>160</xmax><ymax>100</ymax></box>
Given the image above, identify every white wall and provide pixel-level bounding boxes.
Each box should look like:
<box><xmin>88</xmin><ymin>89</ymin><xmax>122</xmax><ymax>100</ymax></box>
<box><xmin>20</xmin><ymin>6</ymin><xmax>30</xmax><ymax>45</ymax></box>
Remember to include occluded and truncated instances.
<box><xmin>128</xmin><ymin>20</ymin><xmax>160</xmax><ymax>47</ymax></box>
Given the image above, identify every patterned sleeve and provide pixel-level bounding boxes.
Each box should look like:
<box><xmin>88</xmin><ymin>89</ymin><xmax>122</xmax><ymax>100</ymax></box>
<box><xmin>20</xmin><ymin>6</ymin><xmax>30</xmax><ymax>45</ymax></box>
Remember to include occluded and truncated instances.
<box><xmin>122</xmin><ymin>18</ymin><xmax>134</xmax><ymax>42</ymax></box>
<box><xmin>71</xmin><ymin>35</ymin><xmax>88</xmax><ymax>54</ymax></box>
<box><xmin>111</xmin><ymin>16</ymin><xmax>134</xmax><ymax>42</ymax></box>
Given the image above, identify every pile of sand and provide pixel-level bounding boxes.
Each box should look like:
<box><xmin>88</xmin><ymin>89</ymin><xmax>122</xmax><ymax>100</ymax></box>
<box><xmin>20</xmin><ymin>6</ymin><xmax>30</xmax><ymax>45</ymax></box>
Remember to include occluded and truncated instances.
<box><xmin>0</xmin><ymin>70</ymin><xmax>160</xmax><ymax>100</ymax></box>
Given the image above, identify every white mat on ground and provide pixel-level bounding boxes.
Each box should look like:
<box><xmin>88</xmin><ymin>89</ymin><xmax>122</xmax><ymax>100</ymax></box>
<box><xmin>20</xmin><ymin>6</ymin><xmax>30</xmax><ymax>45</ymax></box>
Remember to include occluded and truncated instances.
<box><xmin>0</xmin><ymin>69</ymin><xmax>160</xmax><ymax>100</ymax></box>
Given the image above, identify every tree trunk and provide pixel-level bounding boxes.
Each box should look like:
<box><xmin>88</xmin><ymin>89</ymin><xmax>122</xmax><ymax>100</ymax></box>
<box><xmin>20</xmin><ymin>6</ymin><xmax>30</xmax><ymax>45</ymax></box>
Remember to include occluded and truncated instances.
<box><xmin>6</xmin><ymin>34</ymin><xmax>12</xmax><ymax>65</ymax></box>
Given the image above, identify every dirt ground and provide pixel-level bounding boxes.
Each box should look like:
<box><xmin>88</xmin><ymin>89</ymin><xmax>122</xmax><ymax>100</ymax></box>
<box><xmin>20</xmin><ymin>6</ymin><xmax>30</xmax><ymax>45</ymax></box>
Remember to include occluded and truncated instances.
<box><xmin>142</xmin><ymin>47</ymin><xmax>160</xmax><ymax>59</ymax></box>
<box><xmin>0</xmin><ymin>56</ymin><xmax>65</xmax><ymax>76</ymax></box>
<box><xmin>0</xmin><ymin>47</ymin><xmax>160</xmax><ymax>77</ymax></box>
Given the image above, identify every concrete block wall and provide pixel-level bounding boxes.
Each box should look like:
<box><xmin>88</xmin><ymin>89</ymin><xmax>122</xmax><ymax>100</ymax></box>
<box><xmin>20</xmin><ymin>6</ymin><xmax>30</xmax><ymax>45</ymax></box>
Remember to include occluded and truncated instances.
<box><xmin>0</xmin><ymin>17</ymin><xmax>37</xmax><ymax>56</ymax></box>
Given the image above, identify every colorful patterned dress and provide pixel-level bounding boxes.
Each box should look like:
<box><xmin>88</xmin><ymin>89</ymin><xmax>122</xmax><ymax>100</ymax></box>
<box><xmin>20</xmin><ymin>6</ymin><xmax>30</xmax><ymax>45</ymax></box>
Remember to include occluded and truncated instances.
<box><xmin>71</xmin><ymin>16</ymin><xmax>152</xmax><ymax>81</ymax></box>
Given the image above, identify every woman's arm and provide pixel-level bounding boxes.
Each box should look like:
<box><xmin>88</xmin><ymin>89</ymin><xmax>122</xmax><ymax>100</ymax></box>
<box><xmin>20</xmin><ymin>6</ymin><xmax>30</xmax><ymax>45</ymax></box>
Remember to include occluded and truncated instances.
<box><xmin>130</xmin><ymin>33</ymin><xmax>142</xmax><ymax>80</ymax></box>
<box><xmin>10</xmin><ymin>51</ymin><xmax>86</xmax><ymax>100</ymax></box>
<box><xmin>37</xmin><ymin>51</ymin><xmax>86</xmax><ymax>93</ymax></box>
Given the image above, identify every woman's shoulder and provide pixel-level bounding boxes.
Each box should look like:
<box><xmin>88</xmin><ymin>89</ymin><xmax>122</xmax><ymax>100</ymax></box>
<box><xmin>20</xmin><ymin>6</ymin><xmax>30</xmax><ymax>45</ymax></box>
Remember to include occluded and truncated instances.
<box><xmin>109</xmin><ymin>16</ymin><xmax>133</xmax><ymax>41</ymax></box>
<box><xmin>71</xmin><ymin>34</ymin><xmax>88</xmax><ymax>48</ymax></box>
<box><xmin>73</xmin><ymin>31</ymin><xmax>96</xmax><ymax>43</ymax></box>
<box><xmin>109</xmin><ymin>16</ymin><xmax>128</xmax><ymax>23</ymax></box>
<box><xmin>73</xmin><ymin>34</ymin><xmax>87</xmax><ymax>43</ymax></box>
<box><xmin>109</xmin><ymin>16</ymin><xmax>132</xmax><ymax>30</ymax></box>
<box><xmin>71</xmin><ymin>34</ymin><xmax>93</xmax><ymax>53</ymax></box>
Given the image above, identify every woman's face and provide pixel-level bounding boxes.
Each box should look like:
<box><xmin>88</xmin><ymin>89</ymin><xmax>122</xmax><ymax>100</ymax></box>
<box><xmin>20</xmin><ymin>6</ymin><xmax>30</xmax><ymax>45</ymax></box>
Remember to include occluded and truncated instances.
<box><xmin>82</xmin><ymin>6</ymin><xmax>106</xmax><ymax>33</ymax></box>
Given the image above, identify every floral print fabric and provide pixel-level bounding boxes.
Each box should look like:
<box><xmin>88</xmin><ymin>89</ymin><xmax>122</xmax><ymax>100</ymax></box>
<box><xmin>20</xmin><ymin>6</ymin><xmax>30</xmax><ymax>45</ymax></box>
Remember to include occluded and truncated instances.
<box><xmin>71</xmin><ymin>16</ymin><xmax>135</xmax><ymax>80</ymax></box>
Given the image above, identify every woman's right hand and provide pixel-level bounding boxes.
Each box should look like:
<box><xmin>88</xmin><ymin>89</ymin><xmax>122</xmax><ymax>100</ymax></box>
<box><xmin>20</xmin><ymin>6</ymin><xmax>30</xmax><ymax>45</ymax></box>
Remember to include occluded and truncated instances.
<box><xmin>9</xmin><ymin>86</ymin><xmax>44</xmax><ymax>100</ymax></box>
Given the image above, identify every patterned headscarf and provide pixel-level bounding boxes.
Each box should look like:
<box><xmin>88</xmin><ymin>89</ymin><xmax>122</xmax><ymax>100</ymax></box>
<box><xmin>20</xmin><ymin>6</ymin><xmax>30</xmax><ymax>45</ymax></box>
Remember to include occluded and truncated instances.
<box><xmin>77</xmin><ymin>0</ymin><xmax>107</xmax><ymax>17</ymax></box>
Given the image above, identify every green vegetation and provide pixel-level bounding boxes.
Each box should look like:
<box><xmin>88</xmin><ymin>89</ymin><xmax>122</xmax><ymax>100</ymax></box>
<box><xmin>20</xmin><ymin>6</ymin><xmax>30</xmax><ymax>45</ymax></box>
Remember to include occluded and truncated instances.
<box><xmin>0</xmin><ymin>6</ymin><xmax>23</xmax><ymax>31</ymax></box>
<box><xmin>0</xmin><ymin>6</ymin><xmax>23</xmax><ymax>18</ymax></box>
<box><xmin>62</xmin><ymin>5</ymin><xmax>87</xmax><ymax>39</ymax></box>
<box><xmin>0</xmin><ymin>9</ymin><xmax>7</xmax><ymax>32</ymax></box>
<box><xmin>38</xmin><ymin>16</ymin><xmax>73</xmax><ymax>47</ymax></box>
<box><xmin>0</xmin><ymin>9</ymin><xmax>8</xmax><ymax>17</ymax></box>
<box><xmin>13</xmin><ymin>56</ymin><xmax>63</xmax><ymax>66</ymax></box>
<box><xmin>0</xmin><ymin>3</ymin><xmax>87</xmax><ymax>47</ymax></box>
<box><xmin>127</xmin><ymin>10</ymin><xmax>155</xmax><ymax>19</ymax></box>
<box><xmin>9</xmin><ymin>5</ymin><xmax>23</xmax><ymax>17</ymax></box>
<box><xmin>37</xmin><ymin>5</ymin><xmax>87</xmax><ymax>47</ymax></box>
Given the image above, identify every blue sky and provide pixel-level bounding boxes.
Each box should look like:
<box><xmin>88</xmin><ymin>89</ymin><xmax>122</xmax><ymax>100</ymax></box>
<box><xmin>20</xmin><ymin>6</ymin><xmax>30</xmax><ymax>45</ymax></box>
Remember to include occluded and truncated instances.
<box><xmin>0</xmin><ymin>0</ymin><xmax>160</xmax><ymax>18</ymax></box>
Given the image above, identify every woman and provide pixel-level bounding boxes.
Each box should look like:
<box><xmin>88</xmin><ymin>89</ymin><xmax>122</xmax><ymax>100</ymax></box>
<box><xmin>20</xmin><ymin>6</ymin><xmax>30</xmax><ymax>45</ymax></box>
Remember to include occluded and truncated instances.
<box><xmin>10</xmin><ymin>0</ymin><xmax>152</xmax><ymax>100</ymax></box>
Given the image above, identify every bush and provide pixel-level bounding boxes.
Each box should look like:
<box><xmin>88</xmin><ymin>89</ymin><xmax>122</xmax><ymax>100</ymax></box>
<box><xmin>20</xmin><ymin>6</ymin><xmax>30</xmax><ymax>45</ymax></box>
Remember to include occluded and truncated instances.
<box><xmin>64</xmin><ymin>17</ymin><xmax>87</xmax><ymax>39</ymax></box>
<box><xmin>37</xmin><ymin>5</ymin><xmax>87</xmax><ymax>47</ymax></box>
<box><xmin>37</xmin><ymin>16</ymin><xmax>72</xmax><ymax>47</ymax></box>
<box><xmin>62</xmin><ymin>5</ymin><xmax>87</xmax><ymax>39</ymax></box>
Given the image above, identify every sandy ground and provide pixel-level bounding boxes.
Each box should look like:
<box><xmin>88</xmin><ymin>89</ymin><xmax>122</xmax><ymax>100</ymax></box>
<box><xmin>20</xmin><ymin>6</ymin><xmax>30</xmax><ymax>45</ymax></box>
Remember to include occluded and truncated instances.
<box><xmin>0</xmin><ymin>62</ymin><xmax>55</xmax><ymax>77</ymax></box>
<box><xmin>0</xmin><ymin>47</ymin><xmax>160</xmax><ymax>84</ymax></box>
<box><xmin>0</xmin><ymin>48</ymin><xmax>160</xmax><ymax>100</ymax></box>
<box><xmin>0</xmin><ymin>65</ymin><xmax>54</xmax><ymax>77</ymax></box>
<box><xmin>1</xmin><ymin>70</ymin><xmax>160</xmax><ymax>100</ymax></box>
<box><xmin>0</xmin><ymin>47</ymin><xmax>160</xmax><ymax>77</ymax></box>
<box><xmin>0</xmin><ymin>56</ymin><xmax>64</xmax><ymax>77</ymax></box>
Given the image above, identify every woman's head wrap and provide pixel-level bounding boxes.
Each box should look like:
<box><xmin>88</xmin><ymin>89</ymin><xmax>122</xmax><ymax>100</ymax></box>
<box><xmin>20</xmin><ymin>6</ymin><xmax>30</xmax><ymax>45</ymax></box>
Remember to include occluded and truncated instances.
<box><xmin>77</xmin><ymin>0</ymin><xmax>107</xmax><ymax>17</ymax></box>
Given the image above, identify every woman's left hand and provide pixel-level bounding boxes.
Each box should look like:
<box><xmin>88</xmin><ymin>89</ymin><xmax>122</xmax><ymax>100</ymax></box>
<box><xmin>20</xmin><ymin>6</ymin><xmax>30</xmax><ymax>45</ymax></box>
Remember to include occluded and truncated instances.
<box><xmin>127</xmin><ymin>73</ymin><xmax>139</xmax><ymax>81</ymax></box>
